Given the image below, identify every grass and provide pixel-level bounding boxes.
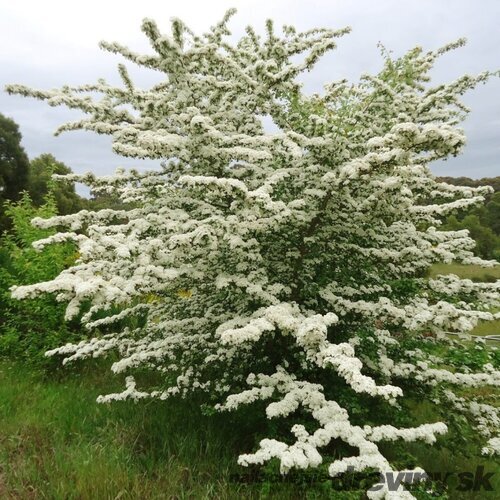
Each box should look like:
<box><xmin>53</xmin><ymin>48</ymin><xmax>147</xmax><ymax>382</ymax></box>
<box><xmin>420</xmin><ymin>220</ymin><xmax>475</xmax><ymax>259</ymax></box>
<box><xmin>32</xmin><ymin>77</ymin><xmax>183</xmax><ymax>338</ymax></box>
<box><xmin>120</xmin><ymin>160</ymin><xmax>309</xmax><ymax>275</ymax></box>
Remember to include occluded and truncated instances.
<box><xmin>0</xmin><ymin>360</ymin><xmax>368</xmax><ymax>499</ymax></box>
<box><xmin>0</xmin><ymin>360</ymin><xmax>250</xmax><ymax>499</ymax></box>
<box><xmin>430</xmin><ymin>263</ymin><xmax>500</xmax><ymax>337</ymax></box>
<box><xmin>429</xmin><ymin>263</ymin><xmax>500</xmax><ymax>281</ymax></box>
<box><xmin>0</xmin><ymin>360</ymin><xmax>499</xmax><ymax>499</ymax></box>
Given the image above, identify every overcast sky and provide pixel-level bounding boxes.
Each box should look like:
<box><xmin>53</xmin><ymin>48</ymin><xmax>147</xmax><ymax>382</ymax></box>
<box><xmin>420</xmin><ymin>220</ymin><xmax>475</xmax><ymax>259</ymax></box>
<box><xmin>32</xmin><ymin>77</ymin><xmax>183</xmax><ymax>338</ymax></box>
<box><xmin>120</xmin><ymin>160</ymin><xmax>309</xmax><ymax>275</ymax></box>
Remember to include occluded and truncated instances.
<box><xmin>1</xmin><ymin>0</ymin><xmax>499</xmax><ymax>189</ymax></box>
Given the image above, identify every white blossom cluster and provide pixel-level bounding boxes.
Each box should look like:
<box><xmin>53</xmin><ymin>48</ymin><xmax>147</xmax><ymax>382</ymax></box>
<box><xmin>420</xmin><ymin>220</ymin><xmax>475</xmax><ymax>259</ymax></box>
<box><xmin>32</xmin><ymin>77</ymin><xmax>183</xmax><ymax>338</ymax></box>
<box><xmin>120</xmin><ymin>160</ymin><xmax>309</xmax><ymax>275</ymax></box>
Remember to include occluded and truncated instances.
<box><xmin>225</xmin><ymin>368</ymin><xmax>444</xmax><ymax>499</ymax></box>
<box><xmin>6</xmin><ymin>9</ymin><xmax>500</xmax><ymax>498</ymax></box>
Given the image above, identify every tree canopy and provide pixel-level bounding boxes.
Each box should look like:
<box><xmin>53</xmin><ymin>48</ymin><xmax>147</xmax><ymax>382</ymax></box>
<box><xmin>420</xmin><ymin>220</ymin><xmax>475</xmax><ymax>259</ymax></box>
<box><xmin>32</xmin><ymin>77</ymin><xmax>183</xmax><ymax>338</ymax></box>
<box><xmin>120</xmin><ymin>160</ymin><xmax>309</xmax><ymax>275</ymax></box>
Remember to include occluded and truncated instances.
<box><xmin>0</xmin><ymin>113</ymin><xmax>30</xmax><ymax>230</ymax></box>
<box><xmin>28</xmin><ymin>153</ymin><xmax>85</xmax><ymax>214</ymax></box>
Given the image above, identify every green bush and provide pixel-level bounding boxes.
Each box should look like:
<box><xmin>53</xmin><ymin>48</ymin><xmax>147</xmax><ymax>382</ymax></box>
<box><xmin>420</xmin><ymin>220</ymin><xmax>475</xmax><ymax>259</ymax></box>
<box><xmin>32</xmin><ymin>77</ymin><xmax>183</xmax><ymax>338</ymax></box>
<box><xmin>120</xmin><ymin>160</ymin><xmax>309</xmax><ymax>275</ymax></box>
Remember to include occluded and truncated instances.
<box><xmin>0</xmin><ymin>193</ymin><xmax>80</xmax><ymax>367</ymax></box>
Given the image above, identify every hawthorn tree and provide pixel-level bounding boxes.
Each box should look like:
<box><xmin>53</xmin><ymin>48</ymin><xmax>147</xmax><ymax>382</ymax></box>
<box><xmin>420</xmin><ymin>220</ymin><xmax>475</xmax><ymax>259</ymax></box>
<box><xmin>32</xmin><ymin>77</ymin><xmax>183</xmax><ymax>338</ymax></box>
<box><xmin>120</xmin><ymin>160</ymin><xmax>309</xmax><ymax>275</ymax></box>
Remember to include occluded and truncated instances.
<box><xmin>6</xmin><ymin>10</ymin><xmax>500</xmax><ymax>498</ymax></box>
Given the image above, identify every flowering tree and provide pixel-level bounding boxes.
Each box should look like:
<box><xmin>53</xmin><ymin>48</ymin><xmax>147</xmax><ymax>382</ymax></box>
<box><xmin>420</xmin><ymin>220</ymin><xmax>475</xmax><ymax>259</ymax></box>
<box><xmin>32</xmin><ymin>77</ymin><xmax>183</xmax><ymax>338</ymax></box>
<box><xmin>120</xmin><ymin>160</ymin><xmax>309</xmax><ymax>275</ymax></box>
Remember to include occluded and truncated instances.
<box><xmin>6</xmin><ymin>9</ymin><xmax>500</xmax><ymax>498</ymax></box>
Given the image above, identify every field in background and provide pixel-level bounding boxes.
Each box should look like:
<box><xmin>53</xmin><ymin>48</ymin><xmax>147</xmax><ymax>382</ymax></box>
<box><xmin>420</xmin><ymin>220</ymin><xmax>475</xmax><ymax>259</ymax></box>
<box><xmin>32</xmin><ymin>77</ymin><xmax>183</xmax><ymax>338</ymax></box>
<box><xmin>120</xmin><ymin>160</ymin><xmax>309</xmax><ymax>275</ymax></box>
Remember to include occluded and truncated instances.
<box><xmin>429</xmin><ymin>263</ymin><xmax>500</xmax><ymax>281</ymax></box>
<box><xmin>430</xmin><ymin>263</ymin><xmax>500</xmax><ymax>337</ymax></box>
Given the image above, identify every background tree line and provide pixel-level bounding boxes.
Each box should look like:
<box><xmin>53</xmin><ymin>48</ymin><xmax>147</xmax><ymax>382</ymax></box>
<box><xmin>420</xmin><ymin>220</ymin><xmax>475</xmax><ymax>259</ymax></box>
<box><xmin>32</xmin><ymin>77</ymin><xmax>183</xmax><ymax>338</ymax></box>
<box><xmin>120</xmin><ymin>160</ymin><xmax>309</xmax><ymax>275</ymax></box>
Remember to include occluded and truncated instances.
<box><xmin>0</xmin><ymin>112</ymin><xmax>115</xmax><ymax>233</ymax></box>
<box><xmin>436</xmin><ymin>176</ymin><xmax>500</xmax><ymax>260</ymax></box>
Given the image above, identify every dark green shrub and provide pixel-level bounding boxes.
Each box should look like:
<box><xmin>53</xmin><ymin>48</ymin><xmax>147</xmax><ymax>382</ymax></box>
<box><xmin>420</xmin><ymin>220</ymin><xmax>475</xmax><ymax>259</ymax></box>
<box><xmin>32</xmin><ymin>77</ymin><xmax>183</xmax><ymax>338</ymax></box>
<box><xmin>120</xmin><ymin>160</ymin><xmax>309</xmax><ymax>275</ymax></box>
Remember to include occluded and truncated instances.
<box><xmin>0</xmin><ymin>193</ymin><xmax>81</xmax><ymax>367</ymax></box>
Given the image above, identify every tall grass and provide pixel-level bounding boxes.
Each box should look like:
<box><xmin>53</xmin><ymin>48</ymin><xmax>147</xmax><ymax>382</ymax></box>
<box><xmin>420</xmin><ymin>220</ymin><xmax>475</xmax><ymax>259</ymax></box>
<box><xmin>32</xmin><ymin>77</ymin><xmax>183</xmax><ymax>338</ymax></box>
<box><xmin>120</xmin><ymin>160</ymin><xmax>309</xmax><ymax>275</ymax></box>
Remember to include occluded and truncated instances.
<box><xmin>0</xmin><ymin>360</ymin><xmax>365</xmax><ymax>499</ymax></box>
<box><xmin>0</xmin><ymin>360</ymin><xmax>254</xmax><ymax>499</ymax></box>
<box><xmin>0</xmin><ymin>360</ymin><xmax>498</xmax><ymax>499</ymax></box>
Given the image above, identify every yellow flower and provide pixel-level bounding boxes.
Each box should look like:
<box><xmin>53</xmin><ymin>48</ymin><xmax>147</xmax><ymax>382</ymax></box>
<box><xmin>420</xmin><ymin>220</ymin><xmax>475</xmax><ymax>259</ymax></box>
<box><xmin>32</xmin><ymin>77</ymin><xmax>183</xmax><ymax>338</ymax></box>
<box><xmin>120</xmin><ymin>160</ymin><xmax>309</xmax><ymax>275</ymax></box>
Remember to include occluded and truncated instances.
<box><xmin>177</xmin><ymin>289</ymin><xmax>193</xmax><ymax>299</ymax></box>
<box><xmin>145</xmin><ymin>293</ymin><xmax>161</xmax><ymax>303</ymax></box>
